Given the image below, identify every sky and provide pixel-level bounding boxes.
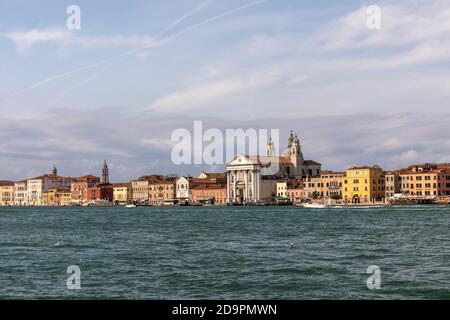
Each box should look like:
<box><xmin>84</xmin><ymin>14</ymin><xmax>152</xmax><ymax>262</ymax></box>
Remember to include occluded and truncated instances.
<box><xmin>1</xmin><ymin>0</ymin><xmax>450</xmax><ymax>181</ymax></box>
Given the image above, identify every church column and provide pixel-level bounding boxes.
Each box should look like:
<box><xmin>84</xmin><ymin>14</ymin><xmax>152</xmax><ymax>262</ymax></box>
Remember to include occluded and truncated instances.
<box><xmin>226</xmin><ymin>171</ymin><xmax>230</xmax><ymax>203</ymax></box>
<box><xmin>255</xmin><ymin>169</ymin><xmax>260</xmax><ymax>202</ymax></box>
<box><xmin>244</xmin><ymin>170</ymin><xmax>248</xmax><ymax>202</ymax></box>
<box><xmin>253</xmin><ymin>170</ymin><xmax>258</xmax><ymax>202</ymax></box>
<box><xmin>232</xmin><ymin>171</ymin><xmax>237</xmax><ymax>201</ymax></box>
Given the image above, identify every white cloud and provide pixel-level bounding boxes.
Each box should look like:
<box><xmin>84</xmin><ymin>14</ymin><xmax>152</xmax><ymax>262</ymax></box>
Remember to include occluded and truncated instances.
<box><xmin>401</xmin><ymin>150</ymin><xmax>420</xmax><ymax>160</ymax></box>
<box><xmin>5</xmin><ymin>28</ymin><xmax>72</xmax><ymax>52</ymax></box>
<box><xmin>312</xmin><ymin>3</ymin><xmax>450</xmax><ymax>50</ymax></box>
<box><xmin>3</xmin><ymin>28</ymin><xmax>159</xmax><ymax>53</ymax></box>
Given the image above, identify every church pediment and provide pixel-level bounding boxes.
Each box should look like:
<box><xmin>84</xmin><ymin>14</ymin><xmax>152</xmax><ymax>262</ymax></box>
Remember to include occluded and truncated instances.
<box><xmin>227</xmin><ymin>154</ymin><xmax>257</xmax><ymax>166</ymax></box>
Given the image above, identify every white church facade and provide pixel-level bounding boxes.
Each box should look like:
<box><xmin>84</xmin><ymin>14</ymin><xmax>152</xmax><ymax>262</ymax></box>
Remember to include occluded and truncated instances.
<box><xmin>226</xmin><ymin>132</ymin><xmax>321</xmax><ymax>204</ymax></box>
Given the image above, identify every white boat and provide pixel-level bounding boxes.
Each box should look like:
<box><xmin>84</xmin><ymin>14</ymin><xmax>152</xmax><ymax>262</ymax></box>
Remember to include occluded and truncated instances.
<box><xmin>125</xmin><ymin>204</ymin><xmax>137</xmax><ymax>208</ymax></box>
<box><xmin>301</xmin><ymin>203</ymin><xmax>327</xmax><ymax>209</ymax></box>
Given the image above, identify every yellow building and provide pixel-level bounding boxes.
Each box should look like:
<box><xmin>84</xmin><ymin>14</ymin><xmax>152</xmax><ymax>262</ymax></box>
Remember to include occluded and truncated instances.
<box><xmin>43</xmin><ymin>188</ymin><xmax>72</xmax><ymax>206</ymax></box>
<box><xmin>59</xmin><ymin>189</ymin><xmax>72</xmax><ymax>206</ymax></box>
<box><xmin>0</xmin><ymin>181</ymin><xmax>14</xmax><ymax>206</ymax></box>
<box><xmin>113</xmin><ymin>183</ymin><xmax>132</xmax><ymax>205</ymax></box>
<box><xmin>343</xmin><ymin>166</ymin><xmax>385</xmax><ymax>204</ymax></box>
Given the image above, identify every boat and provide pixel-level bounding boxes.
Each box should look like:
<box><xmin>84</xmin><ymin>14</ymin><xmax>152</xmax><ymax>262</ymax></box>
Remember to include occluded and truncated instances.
<box><xmin>301</xmin><ymin>203</ymin><xmax>327</xmax><ymax>209</ymax></box>
<box><xmin>125</xmin><ymin>204</ymin><xmax>137</xmax><ymax>208</ymax></box>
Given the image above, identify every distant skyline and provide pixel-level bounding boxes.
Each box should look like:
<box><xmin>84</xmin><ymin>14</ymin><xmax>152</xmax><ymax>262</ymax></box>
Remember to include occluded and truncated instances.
<box><xmin>1</xmin><ymin>0</ymin><xmax>450</xmax><ymax>181</ymax></box>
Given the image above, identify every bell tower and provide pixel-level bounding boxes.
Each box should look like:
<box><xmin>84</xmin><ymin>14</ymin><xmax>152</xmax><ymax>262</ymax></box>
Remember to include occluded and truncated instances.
<box><xmin>102</xmin><ymin>160</ymin><xmax>109</xmax><ymax>184</ymax></box>
<box><xmin>290</xmin><ymin>133</ymin><xmax>304</xmax><ymax>178</ymax></box>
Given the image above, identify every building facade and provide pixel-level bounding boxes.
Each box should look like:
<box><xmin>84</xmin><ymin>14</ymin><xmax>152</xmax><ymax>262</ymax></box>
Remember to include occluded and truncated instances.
<box><xmin>131</xmin><ymin>180</ymin><xmax>149</xmax><ymax>204</ymax></box>
<box><xmin>343</xmin><ymin>165</ymin><xmax>385</xmax><ymax>204</ymax></box>
<box><xmin>175</xmin><ymin>177</ymin><xmax>192</xmax><ymax>203</ymax></box>
<box><xmin>385</xmin><ymin>171</ymin><xmax>400</xmax><ymax>199</ymax></box>
<box><xmin>304</xmin><ymin>176</ymin><xmax>323</xmax><ymax>199</ymax></box>
<box><xmin>87</xmin><ymin>183</ymin><xmax>113</xmax><ymax>203</ymax></box>
<box><xmin>13</xmin><ymin>181</ymin><xmax>27</xmax><ymax>206</ymax></box>
<box><xmin>26</xmin><ymin>167</ymin><xmax>76</xmax><ymax>206</ymax></box>
<box><xmin>287</xmin><ymin>182</ymin><xmax>305</xmax><ymax>205</ymax></box>
<box><xmin>321</xmin><ymin>171</ymin><xmax>345</xmax><ymax>199</ymax></box>
<box><xmin>113</xmin><ymin>183</ymin><xmax>132</xmax><ymax>205</ymax></box>
<box><xmin>0</xmin><ymin>181</ymin><xmax>14</xmax><ymax>206</ymax></box>
<box><xmin>148</xmin><ymin>178</ymin><xmax>176</xmax><ymax>205</ymax></box>
<box><xmin>71</xmin><ymin>175</ymin><xmax>100</xmax><ymax>204</ymax></box>
<box><xmin>399</xmin><ymin>164</ymin><xmax>450</xmax><ymax>197</ymax></box>
<box><xmin>43</xmin><ymin>188</ymin><xmax>72</xmax><ymax>206</ymax></box>
<box><xmin>191</xmin><ymin>184</ymin><xmax>227</xmax><ymax>205</ymax></box>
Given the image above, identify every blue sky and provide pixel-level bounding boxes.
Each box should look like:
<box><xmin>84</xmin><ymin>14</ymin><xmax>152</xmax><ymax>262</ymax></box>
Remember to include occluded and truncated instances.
<box><xmin>1</xmin><ymin>0</ymin><xmax>450</xmax><ymax>181</ymax></box>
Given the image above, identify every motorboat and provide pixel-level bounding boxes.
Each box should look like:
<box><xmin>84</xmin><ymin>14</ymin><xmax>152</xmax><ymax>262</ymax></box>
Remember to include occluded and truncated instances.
<box><xmin>301</xmin><ymin>203</ymin><xmax>327</xmax><ymax>209</ymax></box>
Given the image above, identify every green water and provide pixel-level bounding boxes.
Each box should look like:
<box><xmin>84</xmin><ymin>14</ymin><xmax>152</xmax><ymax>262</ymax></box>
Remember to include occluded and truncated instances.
<box><xmin>0</xmin><ymin>205</ymin><xmax>449</xmax><ymax>299</ymax></box>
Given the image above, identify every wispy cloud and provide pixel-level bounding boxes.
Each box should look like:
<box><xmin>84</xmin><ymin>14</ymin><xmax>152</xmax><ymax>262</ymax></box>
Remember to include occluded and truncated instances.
<box><xmin>151</xmin><ymin>69</ymin><xmax>281</xmax><ymax>112</ymax></box>
<box><xmin>4</xmin><ymin>28</ymin><xmax>72</xmax><ymax>52</ymax></box>
<box><xmin>8</xmin><ymin>0</ymin><xmax>268</xmax><ymax>96</ymax></box>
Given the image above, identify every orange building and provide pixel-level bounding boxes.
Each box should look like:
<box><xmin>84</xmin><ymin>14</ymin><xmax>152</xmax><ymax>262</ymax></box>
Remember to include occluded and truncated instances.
<box><xmin>43</xmin><ymin>187</ymin><xmax>72</xmax><ymax>206</ymax></box>
<box><xmin>71</xmin><ymin>175</ymin><xmax>100</xmax><ymax>204</ymax></box>
<box><xmin>148</xmin><ymin>177</ymin><xmax>176</xmax><ymax>205</ymax></box>
<box><xmin>399</xmin><ymin>163</ymin><xmax>450</xmax><ymax>197</ymax></box>
<box><xmin>320</xmin><ymin>171</ymin><xmax>345</xmax><ymax>199</ymax></box>
<box><xmin>191</xmin><ymin>184</ymin><xmax>227</xmax><ymax>205</ymax></box>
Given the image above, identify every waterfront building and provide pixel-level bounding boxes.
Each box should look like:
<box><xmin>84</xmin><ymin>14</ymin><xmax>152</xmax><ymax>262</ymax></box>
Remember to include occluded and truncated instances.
<box><xmin>113</xmin><ymin>183</ymin><xmax>132</xmax><ymax>205</ymax></box>
<box><xmin>343</xmin><ymin>165</ymin><xmax>385</xmax><ymax>204</ymax></box>
<box><xmin>276</xmin><ymin>182</ymin><xmax>288</xmax><ymax>199</ymax></box>
<box><xmin>320</xmin><ymin>171</ymin><xmax>345</xmax><ymax>199</ymax></box>
<box><xmin>131</xmin><ymin>179</ymin><xmax>150</xmax><ymax>204</ymax></box>
<box><xmin>226</xmin><ymin>132</ymin><xmax>321</xmax><ymax>204</ymax></box>
<box><xmin>148</xmin><ymin>177</ymin><xmax>176</xmax><ymax>205</ymax></box>
<box><xmin>175</xmin><ymin>173</ymin><xmax>226</xmax><ymax>204</ymax></box>
<box><xmin>287</xmin><ymin>180</ymin><xmax>305</xmax><ymax>205</ymax></box>
<box><xmin>71</xmin><ymin>175</ymin><xmax>100</xmax><ymax>204</ymax></box>
<box><xmin>57</xmin><ymin>188</ymin><xmax>72</xmax><ymax>206</ymax></box>
<box><xmin>44</xmin><ymin>188</ymin><xmax>72</xmax><ymax>206</ymax></box>
<box><xmin>226</xmin><ymin>155</ymin><xmax>278</xmax><ymax>204</ymax></box>
<box><xmin>13</xmin><ymin>181</ymin><xmax>27</xmax><ymax>206</ymax></box>
<box><xmin>399</xmin><ymin>163</ymin><xmax>450</xmax><ymax>197</ymax></box>
<box><xmin>83</xmin><ymin>162</ymin><xmax>114</xmax><ymax>203</ymax></box>
<box><xmin>175</xmin><ymin>176</ymin><xmax>193</xmax><ymax>203</ymax></box>
<box><xmin>304</xmin><ymin>176</ymin><xmax>323</xmax><ymax>199</ymax></box>
<box><xmin>87</xmin><ymin>183</ymin><xmax>113</xmax><ymax>203</ymax></box>
<box><xmin>384</xmin><ymin>171</ymin><xmax>401</xmax><ymax>199</ymax></box>
<box><xmin>191</xmin><ymin>184</ymin><xmax>227</xmax><ymax>205</ymax></box>
<box><xmin>276</xmin><ymin>180</ymin><xmax>303</xmax><ymax>204</ymax></box>
<box><xmin>26</xmin><ymin>166</ymin><xmax>76</xmax><ymax>206</ymax></box>
<box><xmin>0</xmin><ymin>181</ymin><xmax>14</xmax><ymax>206</ymax></box>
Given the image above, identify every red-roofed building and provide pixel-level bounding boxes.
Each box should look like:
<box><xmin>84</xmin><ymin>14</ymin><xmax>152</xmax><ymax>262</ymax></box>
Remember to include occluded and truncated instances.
<box><xmin>71</xmin><ymin>175</ymin><xmax>101</xmax><ymax>204</ymax></box>
<box><xmin>191</xmin><ymin>184</ymin><xmax>227</xmax><ymax>205</ymax></box>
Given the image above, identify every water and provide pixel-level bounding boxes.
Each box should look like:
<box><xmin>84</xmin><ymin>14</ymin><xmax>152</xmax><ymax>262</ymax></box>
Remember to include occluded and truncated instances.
<box><xmin>0</xmin><ymin>205</ymin><xmax>449</xmax><ymax>300</ymax></box>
